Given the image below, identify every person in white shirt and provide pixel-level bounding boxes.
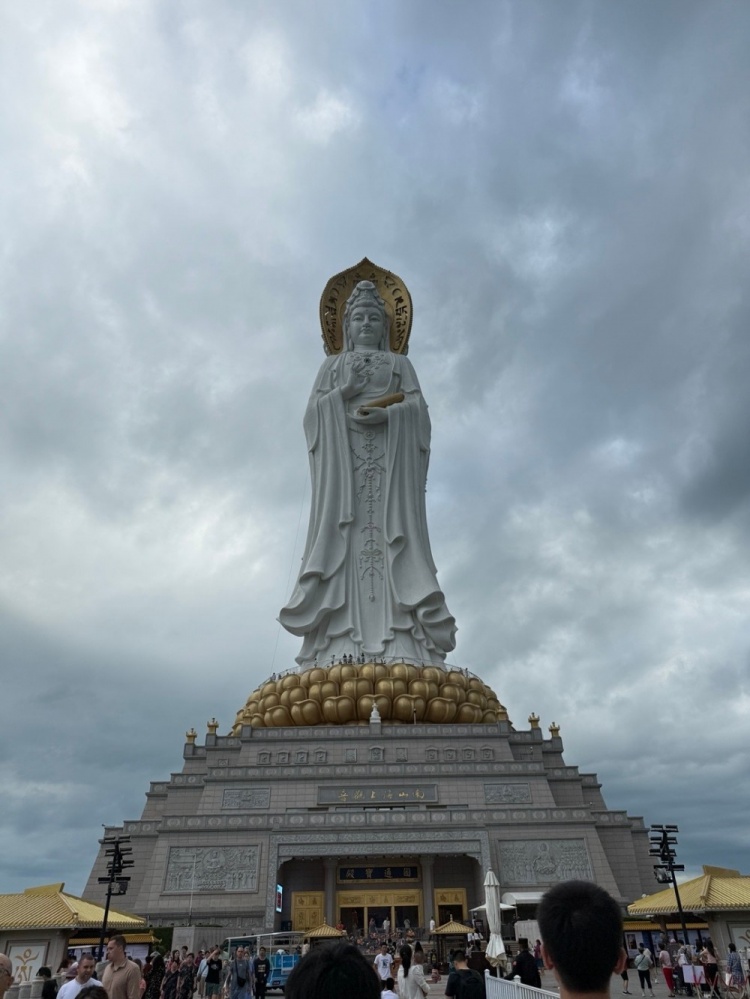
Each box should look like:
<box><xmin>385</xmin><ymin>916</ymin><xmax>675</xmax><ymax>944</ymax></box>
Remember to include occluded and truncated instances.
<box><xmin>196</xmin><ymin>953</ymin><xmax>208</xmax><ymax>999</ymax></box>
<box><xmin>658</xmin><ymin>947</ymin><xmax>675</xmax><ymax>997</ymax></box>
<box><xmin>373</xmin><ymin>945</ymin><xmax>393</xmax><ymax>982</ymax></box>
<box><xmin>57</xmin><ymin>956</ymin><xmax>103</xmax><ymax>999</ymax></box>
<box><xmin>397</xmin><ymin>945</ymin><xmax>429</xmax><ymax>999</ymax></box>
<box><xmin>381</xmin><ymin>978</ymin><xmax>399</xmax><ymax>999</ymax></box>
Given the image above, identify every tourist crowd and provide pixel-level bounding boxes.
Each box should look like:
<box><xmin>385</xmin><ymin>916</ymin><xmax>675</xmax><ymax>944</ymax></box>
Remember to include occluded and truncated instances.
<box><xmin>619</xmin><ymin>937</ymin><xmax>746</xmax><ymax>997</ymax></box>
<box><xmin>6</xmin><ymin>909</ymin><xmax>747</xmax><ymax>999</ymax></box>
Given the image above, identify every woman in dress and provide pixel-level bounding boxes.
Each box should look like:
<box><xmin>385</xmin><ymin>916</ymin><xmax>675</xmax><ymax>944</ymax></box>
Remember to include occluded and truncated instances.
<box><xmin>145</xmin><ymin>955</ymin><xmax>165</xmax><ymax>999</ymax></box>
<box><xmin>397</xmin><ymin>944</ymin><xmax>429</xmax><ymax>999</ymax></box>
<box><xmin>280</xmin><ymin>280</ymin><xmax>456</xmax><ymax>666</ymax></box>
<box><xmin>727</xmin><ymin>944</ymin><xmax>744</xmax><ymax>987</ymax></box>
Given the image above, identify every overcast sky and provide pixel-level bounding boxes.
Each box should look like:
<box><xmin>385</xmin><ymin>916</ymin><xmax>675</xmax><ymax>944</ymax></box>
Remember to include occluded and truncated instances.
<box><xmin>2</xmin><ymin>0</ymin><xmax>749</xmax><ymax>900</ymax></box>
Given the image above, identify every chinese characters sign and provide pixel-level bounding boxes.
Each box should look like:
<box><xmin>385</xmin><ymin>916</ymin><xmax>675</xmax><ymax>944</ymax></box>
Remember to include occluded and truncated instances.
<box><xmin>318</xmin><ymin>785</ymin><xmax>438</xmax><ymax>805</ymax></box>
<box><xmin>338</xmin><ymin>865</ymin><xmax>420</xmax><ymax>883</ymax></box>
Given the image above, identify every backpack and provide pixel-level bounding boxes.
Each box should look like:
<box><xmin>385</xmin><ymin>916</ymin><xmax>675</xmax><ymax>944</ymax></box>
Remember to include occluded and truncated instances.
<box><xmin>458</xmin><ymin>969</ymin><xmax>485</xmax><ymax>999</ymax></box>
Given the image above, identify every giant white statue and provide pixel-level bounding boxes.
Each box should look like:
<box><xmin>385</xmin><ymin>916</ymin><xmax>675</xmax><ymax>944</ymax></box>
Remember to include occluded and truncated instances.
<box><xmin>280</xmin><ymin>260</ymin><xmax>456</xmax><ymax>666</ymax></box>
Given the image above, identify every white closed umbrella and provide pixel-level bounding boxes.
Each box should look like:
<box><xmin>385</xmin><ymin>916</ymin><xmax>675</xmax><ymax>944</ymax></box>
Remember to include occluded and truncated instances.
<box><xmin>483</xmin><ymin>868</ymin><xmax>507</xmax><ymax>968</ymax></box>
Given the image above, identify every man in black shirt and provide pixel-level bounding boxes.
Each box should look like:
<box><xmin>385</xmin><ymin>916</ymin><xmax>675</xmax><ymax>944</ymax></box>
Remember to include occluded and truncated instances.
<box><xmin>204</xmin><ymin>948</ymin><xmax>223</xmax><ymax>999</ymax></box>
<box><xmin>445</xmin><ymin>950</ymin><xmax>485</xmax><ymax>999</ymax></box>
<box><xmin>252</xmin><ymin>948</ymin><xmax>270</xmax><ymax>999</ymax></box>
<box><xmin>511</xmin><ymin>939</ymin><xmax>542</xmax><ymax>988</ymax></box>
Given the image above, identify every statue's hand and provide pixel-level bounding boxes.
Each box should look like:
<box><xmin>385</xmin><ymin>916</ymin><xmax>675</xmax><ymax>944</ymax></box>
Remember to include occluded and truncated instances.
<box><xmin>340</xmin><ymin>364</ymin><xmax>369</xmax><ymax>400</ymax></box>
<box><xmin>352</xmin><ymin>407</ymin><xmax>388</xmax><ymax>425</ymax></box>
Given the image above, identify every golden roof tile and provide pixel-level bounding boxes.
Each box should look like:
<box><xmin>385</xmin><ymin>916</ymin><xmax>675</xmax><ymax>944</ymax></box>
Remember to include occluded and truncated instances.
<box><xmin>304</xmin><ymin>923</ymin><xmax>347</xmax><ymax>938</ymax></box>
<box><xmin>628</xmin><ymin>867</ymin><xmax>750</xmax><ymax>914</ymax></box>
<box><xmin>0</xmin><ymin>884</ymin><xmax>146</xmax><ymax>931</ymax></box>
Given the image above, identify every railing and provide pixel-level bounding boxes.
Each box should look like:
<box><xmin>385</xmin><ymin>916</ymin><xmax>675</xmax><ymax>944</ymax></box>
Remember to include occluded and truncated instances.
<box><xmin>485</xmin><ymin>974</ymin><xmax>559</xmax><ymax>999</ymax></box>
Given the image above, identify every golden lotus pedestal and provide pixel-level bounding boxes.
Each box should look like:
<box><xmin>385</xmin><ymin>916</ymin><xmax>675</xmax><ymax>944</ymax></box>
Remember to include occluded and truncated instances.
<box><xmin>231</xmin><ymin>662</ymin><xmax>508</xmax><ymax>731</ymax></box>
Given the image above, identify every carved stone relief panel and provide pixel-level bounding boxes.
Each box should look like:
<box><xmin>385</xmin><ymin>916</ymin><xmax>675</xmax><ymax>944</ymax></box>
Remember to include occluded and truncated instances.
<box><xmin>481</xmin><ymin>748</ymin><xmax>494</xmax><ymax>761</ymax></box>
<box><xmin>222</xmin><ymin>788</ymin><xmax>271</xmax><ymax>810</ymax></box>
<box><xmin>497</xmin><ymin>839</ymin><xmax>592</xmax><ymax>885</ymax></box>
<box><xmin>484</xmin><ymin>784</ymin><xmax>532</xmax><ymax>804</ymax></box>
<box><xmin>315</xmin><ymin>750</ymin><xmax>327</xmax><ymax>763</ymax></box>
<box><xmin>370</xmin><ymin>747</ymin><xmax>384</xmax><ymax>762</ymax></box>
<box><xmin>296</xmin><ymin>751</ymin><xmax>308</xmax><ymax>764</ymax></box>
<box><xmin>165</xmin><ymin>845</ymin><xmax>260</xmax><ymax>893</ymax></box>
<box><xmin>258</xmin><ymin>752</ymin><xmax>271</xmax><ymax>765</ymax></box>
<box><xmin>396</xmin><ymin>748</ymin><xmax>408</xmax><ymax>762</ymax></box>
<box><xmin>426</xmin><ymin>748</ymin><xmax>439</xmax><ymax>762</ymax></box>
<box><xmin>278</xmin><ymin>752</ymin><xmax>289</xmax><ymax>764</ymax></box>
<box><xmin>345</xmin><ymin>749</ymin><xmax>357</xmax><ymax>763</ymax></box>
<box><xmin>462</xmin><ymin>748</ymin><xmax>476</xmax><ymax>761</ymax></box>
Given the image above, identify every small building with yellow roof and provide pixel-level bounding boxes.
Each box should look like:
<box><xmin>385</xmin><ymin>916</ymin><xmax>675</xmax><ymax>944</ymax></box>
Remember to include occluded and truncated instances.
<box><xmin>627</xmin><ymin>866</ymin><xmax>750</xmax><ymax>956</ymax></box>
<box><xmin>0</xmin><ymin>883</ymin><xmax>147</xmax><ymax>990</ymax></box>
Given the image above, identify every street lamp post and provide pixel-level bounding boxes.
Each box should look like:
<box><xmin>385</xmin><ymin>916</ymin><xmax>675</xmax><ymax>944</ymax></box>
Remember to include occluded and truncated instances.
<box><xmin>649</xmin><ymin>824</ymin><xmax>689</xmax><ymax>945</ymax></box>
<box><xmin>97</xmin><ymin>834</ymin><xmax>134</xmax><ymax>960</ymax></box>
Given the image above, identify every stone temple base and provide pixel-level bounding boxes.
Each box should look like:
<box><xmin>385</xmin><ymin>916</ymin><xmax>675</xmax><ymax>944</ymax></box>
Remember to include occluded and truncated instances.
<box><xmin>83</xmin><ymin>704</ymin><xmax>653</xmax><ymax>939</ymax></box>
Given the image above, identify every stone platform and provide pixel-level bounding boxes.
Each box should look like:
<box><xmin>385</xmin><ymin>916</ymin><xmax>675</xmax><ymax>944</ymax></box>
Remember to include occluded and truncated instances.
<box><xmin>83</xmin><ymin>701</ymin><xmax>653</xmax><ymax>940</ymax></box>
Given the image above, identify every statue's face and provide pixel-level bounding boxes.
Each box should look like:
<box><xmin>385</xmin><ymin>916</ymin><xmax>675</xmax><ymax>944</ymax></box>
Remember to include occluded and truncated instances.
<box><xmin>348</xmin><ymin>299</ymin><xmax>385</xmax><ymax>349</ymax></box>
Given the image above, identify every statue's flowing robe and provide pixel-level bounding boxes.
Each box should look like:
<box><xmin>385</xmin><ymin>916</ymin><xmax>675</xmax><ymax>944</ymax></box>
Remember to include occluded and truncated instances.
<box><xmin>279</xmin><ymin>350</ymin><xmax>456</xmax><ymax>665</ymax></box>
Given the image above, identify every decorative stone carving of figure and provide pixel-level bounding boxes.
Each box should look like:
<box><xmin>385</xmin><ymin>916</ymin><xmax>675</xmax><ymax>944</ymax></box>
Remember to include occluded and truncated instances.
<box><xmin>279</xmin><ymin>269</ymin><xmax>456</xmax><ymax>666</ymax></box>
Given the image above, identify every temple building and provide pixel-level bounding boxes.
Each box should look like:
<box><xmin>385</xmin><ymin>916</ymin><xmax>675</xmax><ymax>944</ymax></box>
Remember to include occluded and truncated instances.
<box><xmin>83</xmin><ymin>662</ymin><xmax>653</xmax><ymax>938</ymax></box>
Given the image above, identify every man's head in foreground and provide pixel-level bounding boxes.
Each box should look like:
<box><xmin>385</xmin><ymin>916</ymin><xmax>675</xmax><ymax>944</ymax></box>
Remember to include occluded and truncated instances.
<box><xmin>286</xmin><ymin>944</ymin><xmax>379</xmax><ymax>999</ymax></box>
<box><xmin>0</xmin><ymin>957</ymin><xmax>13</xmax><ymax>999</ymax></box>
<box><xmin>538</xmin><ymin>880</ymin><xmax>626</xmax><ymax>995</ymax></box>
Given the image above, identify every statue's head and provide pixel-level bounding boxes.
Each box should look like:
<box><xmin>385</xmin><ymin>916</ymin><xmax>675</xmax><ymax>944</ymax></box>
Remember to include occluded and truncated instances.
<box><xmin>343</xmin><ymin>280</ymin><xmax>390</xmax><ymax>351</ymax></box>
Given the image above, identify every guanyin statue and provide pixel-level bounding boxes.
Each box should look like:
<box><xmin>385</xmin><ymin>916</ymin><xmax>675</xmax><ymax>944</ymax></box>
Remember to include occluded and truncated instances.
<box><xmin>279</xmin><ymin>260</ymin><xmax>456</xmax><ymax>666</ymax></box>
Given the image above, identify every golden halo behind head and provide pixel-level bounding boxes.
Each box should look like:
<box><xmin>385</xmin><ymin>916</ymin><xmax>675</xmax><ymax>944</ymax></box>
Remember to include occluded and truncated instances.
<box><xmin>319</xmin><ymin>258</ymin><xmax>412</xmax><ymax>355</ymax></box>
